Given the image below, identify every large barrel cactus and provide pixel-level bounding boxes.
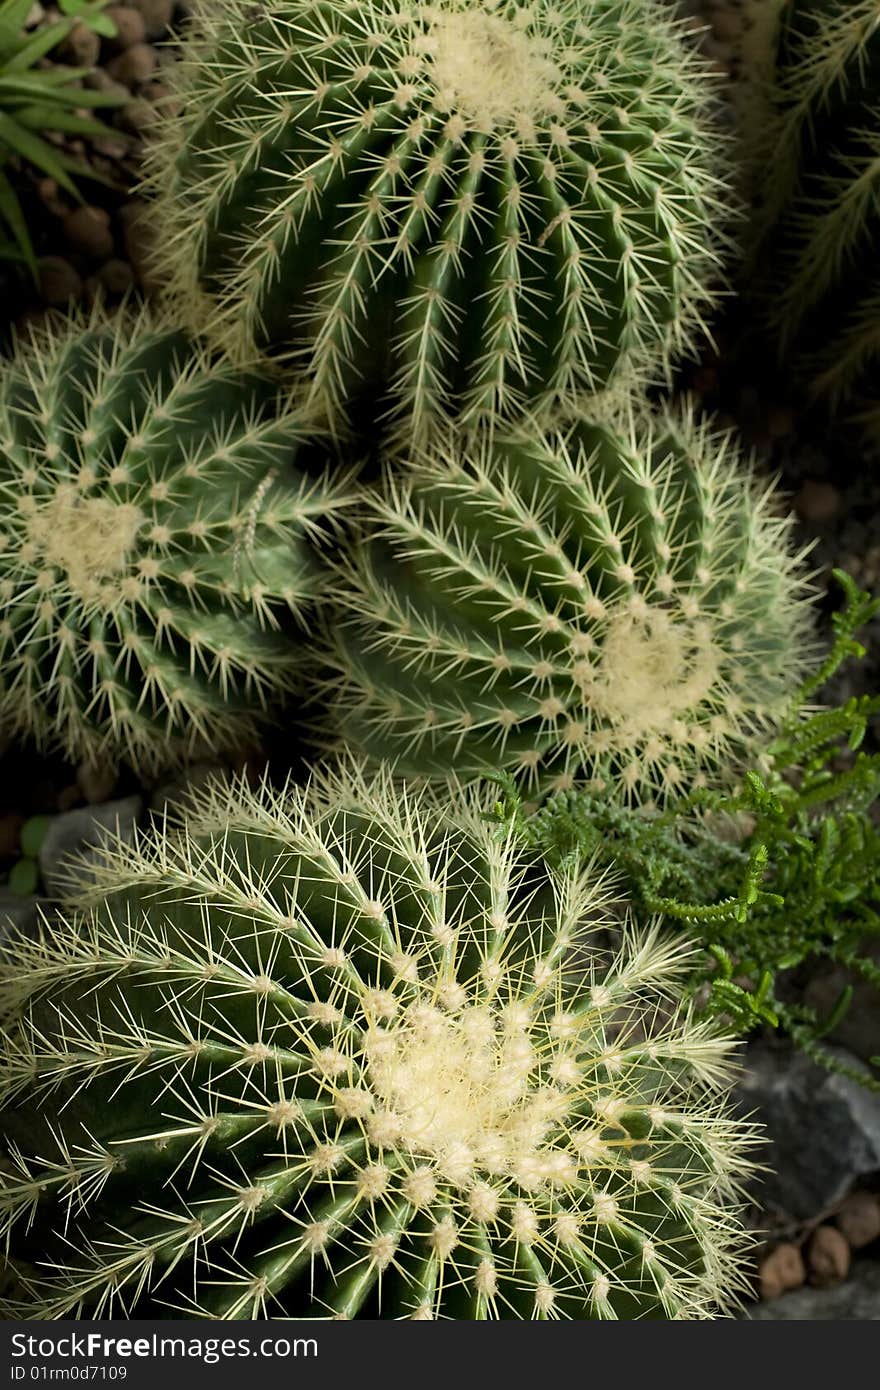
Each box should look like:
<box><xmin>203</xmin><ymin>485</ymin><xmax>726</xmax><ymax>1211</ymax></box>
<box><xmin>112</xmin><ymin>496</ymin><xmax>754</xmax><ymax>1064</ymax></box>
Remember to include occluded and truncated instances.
<box><xmin>321</xmin><ymin>409</ymin><xmax>813</xmax><ymax>800</ymax></box>
<box><xmin>0</xmin><ymin>308</ymin><xmax>351</xmax><ymax>775</ymax></box>
<box><xmin>149</xmin><ymin>0</ymin><xmax>731</xmax><ymax>441</ymax></box>
<box><xmin>0</xmin><ymin>766</ymin><xmax>756</xmax><ymax>1319</ymax></box>
<box><xmin>748</xmin><ymin>0</ymin><xmax>880</xmax><ymax>428</ymax></box>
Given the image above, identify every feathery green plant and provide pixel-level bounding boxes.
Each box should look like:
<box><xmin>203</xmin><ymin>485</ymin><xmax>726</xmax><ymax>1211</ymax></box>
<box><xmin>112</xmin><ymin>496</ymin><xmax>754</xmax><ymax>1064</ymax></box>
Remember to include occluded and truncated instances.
<box><xmin>0</xmin><ymin>0</ymin><xmax>123</xmax><ymax>271</ymax></box>
<box><xmin>322</xmin><ymin>404</ymin><xmax>813</xmax><ymax>801</ymax></box>
<box><xmin>745</xmin><ymin>0</ymin><xmax>880</xmax><ymax>429</ymax></box>
<box><xmin>490</xmin><ymin>570</ymin><xmax>880</xmax><ymax>1084</ymax></box>
<box><xmin>0</xmin><ymin>764</ymin><xmax>758</xmax><ymax>1319</ymax></box>
<box><xmin>147</xmin><ymin>0</ymin><xmax>732</xmax><ymax>442</ymax></box>
<box><xmin>0</xmin><ymin>304</ymin><xmax>352</xmax><ymax>776</ymax></box>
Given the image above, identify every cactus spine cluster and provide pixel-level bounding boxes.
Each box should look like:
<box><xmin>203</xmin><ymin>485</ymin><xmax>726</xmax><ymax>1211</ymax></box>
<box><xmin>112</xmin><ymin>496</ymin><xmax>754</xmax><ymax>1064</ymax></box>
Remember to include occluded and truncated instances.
<box><xmin>749</xmin><ymin>0</ymin><xmax>880</xmax><ymax>426</ymax></box>
<box><xmin>323</xmin><ymin>407</ymin><xmax>812</xmax><ymax>800</ymax></box>
<box><xmin>0</xmin><ymin>307</ymin><xmax>351</xmax><ymax>775</ymax></box>
<box><xmin>149</xmin><ymin>0</ymin><xmax>731</xmax><ymax>440</ymax></box>
<box><xmin>0</xmin><ymin>766</ymin><xmax>757</xmax><ymax>1320</ymax></box>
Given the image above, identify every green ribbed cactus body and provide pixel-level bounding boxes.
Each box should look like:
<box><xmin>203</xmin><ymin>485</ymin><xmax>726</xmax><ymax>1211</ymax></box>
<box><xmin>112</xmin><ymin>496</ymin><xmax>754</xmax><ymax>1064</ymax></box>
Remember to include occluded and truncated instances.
<box><xmin>152</xmin><ymin>0</ymin><xmax>730</xmax><ymax>440</ymax></box>
<box><xmin>0</xmin><ymin>768</ymin><xmax>756</xmax><ymax>1320</ymax></box>
<box><xmin>323</xmin><ymin>410</ymin><xmax>812</xmax><ymax>800</ymax></box>
<box><xmin>0</xmin><ymin>310</ymin><xmax>350</xmax><ymax>774</ymax></box>
<box><xmin>750</xmin><ymin>0</ymin><xmax>880</xmax><ymax>425</ymax></box>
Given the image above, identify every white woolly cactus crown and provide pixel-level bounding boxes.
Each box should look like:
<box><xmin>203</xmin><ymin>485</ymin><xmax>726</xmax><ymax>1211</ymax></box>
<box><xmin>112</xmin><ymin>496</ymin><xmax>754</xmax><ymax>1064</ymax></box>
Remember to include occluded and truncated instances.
<box><xmin>0</xmin><ymin>764</ymin><xmax>758</xmax><ymax>1320</ymax></box>
<box><xmin>321</xmin><ymin>405</ymin><xmax>814</xmax><ymax>801</ymax></box>
<box><xmin>0</xmin><ymin>304</ymin><xmax>352</xmax><ymax>775</ymax></box>
<box><xmin>147</xmin><ymin>0</ymin><xmax>732</xmax><ymax>441</ymax></box>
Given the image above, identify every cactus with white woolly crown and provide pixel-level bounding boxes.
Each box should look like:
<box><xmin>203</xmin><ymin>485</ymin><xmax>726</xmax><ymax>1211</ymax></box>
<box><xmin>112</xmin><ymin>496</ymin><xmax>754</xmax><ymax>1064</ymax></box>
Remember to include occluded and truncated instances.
<box><xmin>0</xmin><ymin>765</ymin><xmax>758</xmax><ymax>1319</ymax></box>
<box><xmin>747</xmin><ymin>0</ymin><xmax>880</xmax><ymax>427</ymax></box>
<box><xmin>320</xmin><ymin>408</ymin><xmax>813</xmax><ymax>801</ymax></box>
<box><xmin>148</xmin><ymin>0</ymin><xmax>732</xmax><ymax>441</ymax></box>
<box><xmin>0</xmin><ymin>306</ymin><xmax>351</xmax><ymax>776</ymax></box>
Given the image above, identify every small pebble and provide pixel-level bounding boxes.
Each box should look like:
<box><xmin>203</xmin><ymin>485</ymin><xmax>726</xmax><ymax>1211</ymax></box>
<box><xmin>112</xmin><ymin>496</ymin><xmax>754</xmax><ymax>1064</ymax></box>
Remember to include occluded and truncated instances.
<box><xmin>91</xmin><ymin>135</ymin><xmax>132</xmax><ymax>161</ymax></box>
<box><xmin>62</xmin><ymin>205</ymin><xmax>114</xmax><ymax>261</ymax></box>
<box><xmin>807</xmin><ymin>1225</ymin><xmax>851</xmax><ymax>1288</ymax></box>
<box><xmin>36</xmin><ymin>177</ymin><xmax>68</xmax><ymax>219</ymax></box>
<box><xmin>76</xmin><ymin>760</ymin><xmax>118</xmax><ymax>806</ymax></box>
<box><xmin>39</xmin><ymin>256</ymin><xmax>83</xmax><ymax>306</ymax></box>
<box><xmin>795</xmin><ymin>479</ymin><xmax>841</xmax><ymax>525</ymax></box>
<box><xmin>837</xmin><ymin>1192</ymin><xmax>880</xmax><ymax>1251</ymax></box>
<box><xmin>116</xmin><ymin>98</ymin><xmax>161</xmax><ymax>136</ymax></box>
<box><xmin>57</xmin><ymin>21</ymin><xmax>100</xmax><ymax>68</ymax></box>
<box><xmin>106</xmin><ymin>42</ymin><xmax>158</xmax><ymax>88</ymax></box>
<box><xmin>84</xmin><ymin>70</ymin><xmax>132</xmax><ymax>103</ymax></box>
<box><xmin>140</xmin><ymin>81</ymin><xmax>182</xmax><ymax>116</ymax></box>
<box><xmin>758</xmin><ymin>1242</ymin><xmax>806</xmax><ymax>1300</ymax></box>
<box><xmin>97</xmin><ymin>258</ymin><xmax>136</xmax><ymax>295</ymax></box>
<box><xmin>129</xmin><ymin>0</ymin><xmax>174</xmax><ymax>39</ymax></box>
<box><xmin>105</xmin><ymin>4</ymin><xmax>147</xmax><ymax>49</ymax></box>
<box><xmin>56</xmin><ymin>785</ymin><xmax>83</xmax><ymax>814</ymax></box>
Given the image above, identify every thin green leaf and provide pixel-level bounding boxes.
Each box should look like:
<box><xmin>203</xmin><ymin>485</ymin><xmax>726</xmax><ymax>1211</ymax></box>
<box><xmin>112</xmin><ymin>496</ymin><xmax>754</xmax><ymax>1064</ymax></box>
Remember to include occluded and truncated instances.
<box><xmin>0</xmin><ymin>162</ymin><xmax>35</xmax><ymax>273</ymax></box>
<box><xmin>0</xmin><ymin>111</ymin><xmax>79</xmax><ymax>192</ymax></box>
<box><xmin>11</xmin><ymin>104</ymin><xmax>113</xmax><ymax>138</ymax></box>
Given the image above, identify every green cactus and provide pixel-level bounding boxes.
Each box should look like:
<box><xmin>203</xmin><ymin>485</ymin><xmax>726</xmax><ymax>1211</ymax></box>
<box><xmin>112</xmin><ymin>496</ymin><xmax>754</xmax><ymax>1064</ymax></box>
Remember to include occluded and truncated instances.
<box><xmin>0</xmin><ymin>305</ymin><xmax>352</xmax><ymax>776</ymax></box>
<box><xmin>746</xmin><ymin>0</ymin><xmax>880</xmax><ymax>428</ymax></box>
<box><xmin>0</xmin><ymin>764</ymin><xmax>758</xmax><ymax>1319</ymax></box>
<box><xmin>147</xmin><ymin>0</ymin><xmax>732</xmax><ymax>442</ymax></box>
<box><xmin>320</xmin><ymin>406</ymin><xmax>814</xmax><ymax>802</ymax></box>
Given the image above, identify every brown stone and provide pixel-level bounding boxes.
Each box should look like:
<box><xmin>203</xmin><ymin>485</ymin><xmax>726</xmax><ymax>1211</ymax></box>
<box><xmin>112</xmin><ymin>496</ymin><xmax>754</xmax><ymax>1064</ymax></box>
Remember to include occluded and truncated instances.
<box><xmin>794</xmin><ymin>479</ymin><xmax>841</xmax><ymax>524</ymax></box>
<box><xmin>105</xmin><ymin>5</ymin><xmax>147</xmax><ymax>49</ymax></box>
<box><xmin>106</xmin><ymin>42</ymin><xmax>157</xmax><ymax>88</ymax></box>
<box><xmin>36</xmin><ymin>177</ymin><xmax>68</xmax><ymax>218</ymax></box>
<box><xmin>76</xmin><ymin>760</ymin><xmax>118</xmax><ymax>806</ymax></box>
<box><xmin>128</xmin><ymin>0</ymin><xmax>173</xmax><ymax>39</ymax></box>
<box><xmin>39</xmin><ymin>256</ymin><xmax>83</xmax><ymax>306</ymax></box>
<box><xmin>62</xmin><ymin>205</ymin><xmax>114</xmax><ymax>260</ymax></box>
<box><xmin>57</xmin><ymin>20</ymin><xmax>100</xmax><ymax>68</ymax></box>
<box><xmin>758</xmin><ymin>1242</ymin><xmax>806</xmax><ymax>1300</ymax></box>
<box><xmin>56</xmin><ymin>785</ymin><xmax>83</xmax><ymax>813</ymax></box>
<box><xmin>807</xmin><ymin>1225</ymin><xmax>851</xmax><ymax>1288</ymax></box>
<box><xmin>837</xmin><ymin>1192</ymin><xmax>880</xmax><ymax>1251</ymax></box>
<box><xmin>97</xmin><ymin>258</ymin><xmax>136</xmax><ymax>295</ymax></box>
<box><xmin>116</xmin><ymin>97</ymin><xmax>161</xmax><ymax>136</ymax></box>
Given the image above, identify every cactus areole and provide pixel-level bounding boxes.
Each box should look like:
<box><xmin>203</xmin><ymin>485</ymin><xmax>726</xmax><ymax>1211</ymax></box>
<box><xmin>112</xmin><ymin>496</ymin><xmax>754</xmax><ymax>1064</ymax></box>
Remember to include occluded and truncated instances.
<box><xmin>152</xmin><ymin>0</ymin><xmax>730</xmax><ymax>439</ymax></box>
<box><xmin>0</xmin><ymin>769</ymin><xmax>757</xmax><ymax>1319</ymax></box>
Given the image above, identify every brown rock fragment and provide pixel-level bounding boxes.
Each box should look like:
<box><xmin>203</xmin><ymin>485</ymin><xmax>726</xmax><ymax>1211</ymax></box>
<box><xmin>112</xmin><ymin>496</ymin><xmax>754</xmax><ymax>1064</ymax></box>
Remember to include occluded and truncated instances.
<box><xmin>758</xmin><ymin>1242</ymin><xmax>806</xmax><ymax>1300</ymax></box>
<box><xmin>807</xmin><ymin>1225</ymin><xmax>851</xmax><ymax>1288</ymax></box>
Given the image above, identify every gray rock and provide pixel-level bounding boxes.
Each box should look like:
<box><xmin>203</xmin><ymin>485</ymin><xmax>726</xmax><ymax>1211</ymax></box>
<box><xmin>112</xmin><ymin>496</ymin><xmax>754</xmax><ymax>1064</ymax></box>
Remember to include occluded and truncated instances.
<box><xmin>0</xmin><ymin>890</ymin><xmax>44</xmax><ymax>945</ymax></box>
<box><xmin>744</xmin><ymin>1261</ymin><xmax>880</xmax><ymax>1320</ymax></box>
<box><xmin>735</xmin><ymin>1041</ymin><xmax>880</xmax><ymax>1220</ymax></box>
<box><xmin>39</xmin><ymin>797</ymin><xmax>143</xmax><ymax>899</ymax></box>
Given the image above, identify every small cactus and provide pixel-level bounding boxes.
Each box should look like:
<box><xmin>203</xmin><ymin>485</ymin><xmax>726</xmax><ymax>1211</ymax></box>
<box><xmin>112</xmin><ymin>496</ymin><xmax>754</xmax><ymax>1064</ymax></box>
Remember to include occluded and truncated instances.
<box><xmin>321</xmin><ymin>407</ymin><xmax>813</xmax><ymax>800</ymax></box>
<box><xmin>746</xmin><ymin>0</ymin><xmax>880</xmax><ymax>426</ymax></box>
<box><xmin>148</xmin><ymin>0</ymin><xmax>732</xmax><ymax>441</ymax></box>
<box><xmin>0</xmin><ymin>765</ymin><xmax>757</xmax><ymax>1319</ymax></box>
<box><xmin>0</xmin><ymin>306</ymin><xmax>351</xmax><ymax>776</ymax></box>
